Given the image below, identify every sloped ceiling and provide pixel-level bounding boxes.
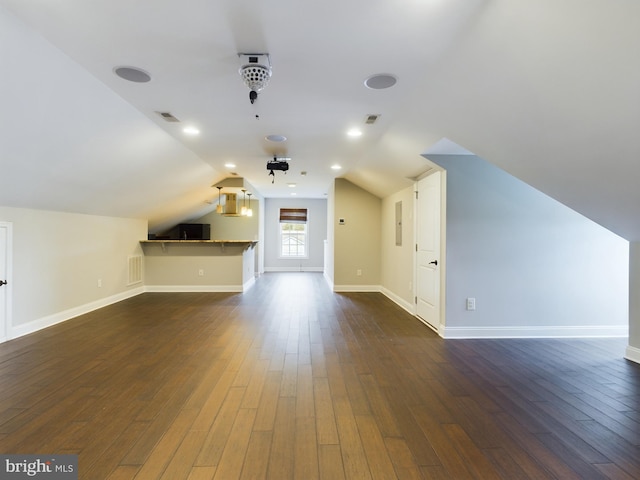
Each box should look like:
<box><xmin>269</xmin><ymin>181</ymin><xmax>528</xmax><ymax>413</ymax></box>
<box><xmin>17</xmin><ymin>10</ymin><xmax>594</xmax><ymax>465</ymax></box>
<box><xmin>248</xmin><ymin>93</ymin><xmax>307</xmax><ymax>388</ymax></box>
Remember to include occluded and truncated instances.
<box><xmin>1</xmin><ymin>1</ymin><xmax>639</xmax><ymax>239</ymax></box>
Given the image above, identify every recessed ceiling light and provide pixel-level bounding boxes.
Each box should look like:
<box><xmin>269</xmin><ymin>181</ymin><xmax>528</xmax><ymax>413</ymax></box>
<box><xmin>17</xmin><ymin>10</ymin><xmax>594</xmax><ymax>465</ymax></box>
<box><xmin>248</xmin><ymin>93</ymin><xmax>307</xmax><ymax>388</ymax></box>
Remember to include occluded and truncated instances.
<box><xmin>347</xmin><ymin>128</ymin><xmax>362</xmax><ymax>137</ymax></box>
<box><xmin>364</xmin><ymin>73</ymin><xmax>397</xmax><ymax>90</ymax></box>
<box><xmin>265</xmin><ymin>134</ymin><xmax>287</xmax><ymax>142</ymax></box>
<box><xmin>331</xmin><ymin>165</ymin><xmax>342</xmax><ymax>170</ymax></box>
<box><xmin>113</xmin><ymin>66</ymin><xmax>151</xmax><ymax>83</ymax></box>
<box><xmin>183</xmin><ymin>127</ymin><xmax>200</xmax><ymax>135</ymax></box>
<box><xmin>225</xmin><ymin>162</ymin><xmax>236</xmax><ymax>168</ymax></box>
<box><xmin>287</xmin><ymin>183</ymin><xmax>296</xmax><ymax>188</ymax></box>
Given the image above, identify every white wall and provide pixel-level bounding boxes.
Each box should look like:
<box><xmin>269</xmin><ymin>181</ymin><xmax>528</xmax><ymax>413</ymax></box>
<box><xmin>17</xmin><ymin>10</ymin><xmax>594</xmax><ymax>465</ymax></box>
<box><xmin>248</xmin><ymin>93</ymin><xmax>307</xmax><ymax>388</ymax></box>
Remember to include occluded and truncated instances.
<box><xmin>193</xmin><ymin>198</ymin><xmax>260</xmax><ymax>241</ymax></box>
<box><xmin>429</xmin><ymin>154</ymin><xmax>629</xmax><ymax>338</ymax></box>
<box><xmin>0</xmin><ymin>206</ymin><xmax>147</xmax><ymax>339</ymax></box>
<box><xmin>333</xmin><ymin>179</ymin><xmax>381</xmax><ymax>290</ymax></box>
<box><xmin>627</xmin><ymin>242</ymin><xmax>640</xmax><ymax>363</ymax></box>
<box><xmin>381</xmin><ymin>186</ymin><xmax>415</xmax><ymax>311</ymax></box>
<box><xmin>264</xmin><ymin>198</ymin><xmax>327</xmax><ymax>272</ymax></box>
<box><xmin>193</xmin><ymin>197</ymin><xmax>263</xmax><ymax>274</ymax></box>
<box><xmin>325</xmin><ymin>182</ymin><xmax>336</xmax><ymax>287</ymax></box>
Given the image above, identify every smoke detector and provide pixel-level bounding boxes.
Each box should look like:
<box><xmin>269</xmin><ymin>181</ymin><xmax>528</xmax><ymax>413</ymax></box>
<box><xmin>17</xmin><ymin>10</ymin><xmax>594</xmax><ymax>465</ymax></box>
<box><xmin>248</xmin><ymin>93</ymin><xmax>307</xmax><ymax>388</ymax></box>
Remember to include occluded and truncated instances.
<box><xmin>238</xmin><ymin>53</ymin><xmax>272</xmax><ymax>104</ymax></box>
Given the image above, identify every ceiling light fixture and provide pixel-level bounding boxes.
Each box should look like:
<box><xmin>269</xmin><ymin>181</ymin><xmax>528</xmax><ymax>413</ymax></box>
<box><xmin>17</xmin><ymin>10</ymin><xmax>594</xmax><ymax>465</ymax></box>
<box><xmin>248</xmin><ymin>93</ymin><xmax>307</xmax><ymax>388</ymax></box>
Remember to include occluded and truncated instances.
<box><xmin>216</xmin><ymin>186</ymin><xmax>223</xmax><ymax>214</ymax></box>
<box><xmin>347</xmin><ymin>128</ymin><xmax>363</xmax><ymax>137</ymax></box>
<box><xmin>224</xmin><ymin>162</ymin><xmax>236</xmax><ymax>168</ymax></box>
<box><xmin>183</xmin><ymin>127</ymin><xmax>200</xmax><ymax>135</ymax></box>
<box><xmin>238</xmin><ymin>53</ymin><xmax>272</xmax><ymax>105</ymax></box>
<box><xmin>331</xmin><ymin>165</ymin><xmax>342</xmax><ymax>170</ymax></box>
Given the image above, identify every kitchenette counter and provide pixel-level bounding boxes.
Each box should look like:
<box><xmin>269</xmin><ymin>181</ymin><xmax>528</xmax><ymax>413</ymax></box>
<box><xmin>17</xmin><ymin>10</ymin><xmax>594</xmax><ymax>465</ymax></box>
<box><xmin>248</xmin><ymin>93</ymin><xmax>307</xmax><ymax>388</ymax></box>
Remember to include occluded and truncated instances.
<box><xmin>140</xmin><ymin>240</ymin><xmax>257</xmax><ymax>292</ymax></box>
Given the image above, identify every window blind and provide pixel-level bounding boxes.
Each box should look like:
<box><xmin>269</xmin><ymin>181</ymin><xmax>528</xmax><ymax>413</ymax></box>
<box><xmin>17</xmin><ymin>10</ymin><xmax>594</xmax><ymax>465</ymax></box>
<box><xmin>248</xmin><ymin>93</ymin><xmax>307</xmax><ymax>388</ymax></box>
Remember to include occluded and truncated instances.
<box><xmin>279</xmin><ymin>208</ymin><xmax>308</xmax><ymax>223</ymax></box>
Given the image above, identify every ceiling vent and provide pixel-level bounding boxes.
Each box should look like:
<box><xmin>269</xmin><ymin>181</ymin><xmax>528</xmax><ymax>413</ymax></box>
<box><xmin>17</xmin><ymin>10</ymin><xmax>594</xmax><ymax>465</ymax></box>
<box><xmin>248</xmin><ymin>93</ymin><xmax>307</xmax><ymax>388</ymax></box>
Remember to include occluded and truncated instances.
<box><xmin>157</xmin><ymin>111</ymin><xmax>180</xmax><ymax>122</ymax></box>
<box><xmin>365</xmin><ymin>114</ymin><xmax>380</xmax><ymax>125</ymax></box>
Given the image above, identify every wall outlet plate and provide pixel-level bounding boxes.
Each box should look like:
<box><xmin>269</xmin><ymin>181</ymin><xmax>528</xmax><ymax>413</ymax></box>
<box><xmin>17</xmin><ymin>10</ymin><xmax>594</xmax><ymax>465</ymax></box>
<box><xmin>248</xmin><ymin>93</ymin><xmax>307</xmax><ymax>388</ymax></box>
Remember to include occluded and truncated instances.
<box><xmin>466</xmin><ymin>297</ymin><xmax>476</xmax><ymax>311</ymax></box>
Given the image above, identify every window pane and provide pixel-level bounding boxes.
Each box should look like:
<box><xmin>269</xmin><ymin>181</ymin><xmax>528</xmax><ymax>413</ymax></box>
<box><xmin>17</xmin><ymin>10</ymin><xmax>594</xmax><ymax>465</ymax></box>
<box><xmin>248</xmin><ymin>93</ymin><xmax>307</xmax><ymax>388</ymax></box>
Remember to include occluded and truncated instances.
<box><xmin>280</xmin><ymin>222</ymin><xmax>306</xmax><ymax>257</ymax></box>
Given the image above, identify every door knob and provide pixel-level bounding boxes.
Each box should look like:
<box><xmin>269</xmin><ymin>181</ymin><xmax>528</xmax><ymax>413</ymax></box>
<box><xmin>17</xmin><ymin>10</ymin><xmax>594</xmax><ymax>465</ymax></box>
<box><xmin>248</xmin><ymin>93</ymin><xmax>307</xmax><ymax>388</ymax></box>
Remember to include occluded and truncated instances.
<box><xmin>429</xmin><ymin>260</ymin><xmax>438</xmax><ymax>266</ymax></box>
<box><xmin>0</xmin><ymin>280</ymin><xmax>7</xmax><ymax>286</ymax></box>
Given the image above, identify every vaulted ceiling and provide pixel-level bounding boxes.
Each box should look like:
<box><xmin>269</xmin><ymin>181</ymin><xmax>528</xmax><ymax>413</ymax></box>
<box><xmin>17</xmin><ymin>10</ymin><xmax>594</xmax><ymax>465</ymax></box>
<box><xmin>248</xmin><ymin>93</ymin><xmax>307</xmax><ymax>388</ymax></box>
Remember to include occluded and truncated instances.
<box><xmin>1</xmin><ymin>1</ymin><xmax>639</xmax><ymax>239</ymax></box>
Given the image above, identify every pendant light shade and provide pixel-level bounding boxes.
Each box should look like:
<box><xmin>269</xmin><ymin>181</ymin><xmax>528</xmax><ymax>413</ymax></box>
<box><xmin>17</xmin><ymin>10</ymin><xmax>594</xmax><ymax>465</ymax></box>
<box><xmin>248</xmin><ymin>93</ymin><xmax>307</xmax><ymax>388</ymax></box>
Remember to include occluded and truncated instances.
<box><xmin>216</xmin><ymin>186</ymin><xmax>223</xmax><ymax>214</ymax></box>
<box><xmin>241</xmin><ymin>189</ymin><xmax>248</xmax><ymax>216</ymax></box>
<box><xmin>246</xmin><ymin>193</ymin><xmax>253</xmax><ymax>217</ymax></box>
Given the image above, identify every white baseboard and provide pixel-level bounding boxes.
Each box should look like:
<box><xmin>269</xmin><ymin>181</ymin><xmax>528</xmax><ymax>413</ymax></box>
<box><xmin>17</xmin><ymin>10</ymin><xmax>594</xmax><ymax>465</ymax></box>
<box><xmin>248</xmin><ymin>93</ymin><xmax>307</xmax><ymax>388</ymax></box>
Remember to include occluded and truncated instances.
<box><xmin>243</xmin><ymin>276</ymin><xmax>256</xmax><ymax>292</ymax></box>
<box><xmin>380</xmin><ymin>287</ymin><xmax>415</xmax><ymax>316</ymax></box>
<box><xmin>144</xmin><ymin>285</ymin><xmax>243</xmax><ymax>293</ymax></box>
<box><xmin>264</xmin><ymin>267</ymin><xmax>324</xmax><ymax>272</ymax></box>
<box><xmin>333</xmin><ymin>284</ymin><xmax>381</xmax><ymax>293</ymax></box>
<box><xmin>625</xmin><ymin>345</ymin><xmax>640</xmax><ymax>365</ymax></box>
<box><xmin>441</xmin><ymin>324</ymin><xmax>629</xmax><ymax>339</ymax></box>
<box><xmin>323</xmin><ymin>272</ymin><xmax>334</xmax><ymax>291</ymax></box>
<box><xmin>414</xmin><ymin>316</ymin><xmax>442</xmax><ymax>336</ymax></box>
<box><xmin>9</xmin><ymin>287</ymin><xmax>145</xmax><ymax>341</ymax></box>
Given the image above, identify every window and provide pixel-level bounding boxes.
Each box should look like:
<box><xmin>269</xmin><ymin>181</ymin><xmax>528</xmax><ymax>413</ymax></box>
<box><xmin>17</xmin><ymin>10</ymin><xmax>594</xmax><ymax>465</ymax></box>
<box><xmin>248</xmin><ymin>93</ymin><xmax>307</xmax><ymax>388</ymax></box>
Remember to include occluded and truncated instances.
<box><xmin>279</xmin><ymin>208</ymin><xmax>308</xmax><ymax>258</ymax></box>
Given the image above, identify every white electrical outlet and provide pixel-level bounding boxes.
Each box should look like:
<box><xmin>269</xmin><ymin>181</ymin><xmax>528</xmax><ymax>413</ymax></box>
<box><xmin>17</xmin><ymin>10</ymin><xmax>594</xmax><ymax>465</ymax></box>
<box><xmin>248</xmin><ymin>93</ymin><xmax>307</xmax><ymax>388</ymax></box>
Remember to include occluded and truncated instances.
<box><xmin>97</xmin><ymin>279</ymin><xmax>102</xmax><ymax>288</ymax></box>
<box><xmin>466</xmin><ymin>297</ymin><xmax>476</xmax><ymax>311</ymax></box>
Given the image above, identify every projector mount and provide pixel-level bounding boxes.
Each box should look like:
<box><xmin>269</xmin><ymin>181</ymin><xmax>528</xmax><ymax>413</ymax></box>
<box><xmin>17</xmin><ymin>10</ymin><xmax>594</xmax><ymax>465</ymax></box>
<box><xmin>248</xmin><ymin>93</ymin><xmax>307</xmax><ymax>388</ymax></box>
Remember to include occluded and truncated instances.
<box><xmin>267</xmin><ymin>157</ymin><xmax>289</xmax><ymax>183</ymax></box>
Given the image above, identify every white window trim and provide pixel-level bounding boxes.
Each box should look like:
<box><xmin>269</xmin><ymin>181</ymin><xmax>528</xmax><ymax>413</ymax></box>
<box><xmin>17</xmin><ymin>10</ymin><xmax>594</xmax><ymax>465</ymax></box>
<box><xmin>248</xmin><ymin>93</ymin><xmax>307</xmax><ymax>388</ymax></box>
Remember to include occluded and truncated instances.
<box><xmin>278</xmin><ymin>212</ymin><xmax>309</xmax><ymax>260</ymax></box>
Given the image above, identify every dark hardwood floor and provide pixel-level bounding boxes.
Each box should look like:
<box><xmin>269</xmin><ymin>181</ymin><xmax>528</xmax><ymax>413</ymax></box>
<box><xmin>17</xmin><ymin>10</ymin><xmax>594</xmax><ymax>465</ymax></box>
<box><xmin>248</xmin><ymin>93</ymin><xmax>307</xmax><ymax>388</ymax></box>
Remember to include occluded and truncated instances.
<box><xmin>0</xmin><ymin>272</ymin><xmax>638</xmax><ymax>479</ymax></box>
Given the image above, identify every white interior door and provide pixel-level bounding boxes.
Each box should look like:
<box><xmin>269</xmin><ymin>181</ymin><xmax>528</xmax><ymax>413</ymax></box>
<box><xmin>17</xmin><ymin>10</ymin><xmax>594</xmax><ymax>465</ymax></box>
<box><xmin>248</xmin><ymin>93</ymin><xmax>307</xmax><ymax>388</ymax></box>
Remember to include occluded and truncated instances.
<box><xmin>0</xmin><ymin>222</ymin><xmax>10</xmax><ymax>342</ymax></box>
<box><xmin>416</xmin><ymin>171</ymin><xmax>441</xmax><ymax>331</ymax></box>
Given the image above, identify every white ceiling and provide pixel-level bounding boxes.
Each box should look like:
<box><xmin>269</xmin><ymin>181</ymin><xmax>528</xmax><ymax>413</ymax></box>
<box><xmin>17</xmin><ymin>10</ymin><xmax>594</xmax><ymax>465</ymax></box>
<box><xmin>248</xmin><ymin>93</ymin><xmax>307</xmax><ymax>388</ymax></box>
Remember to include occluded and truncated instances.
<box><xmin>1</xmin><ymin>0</ymin><xmax>639</xmax><ymax>239</ymax></box>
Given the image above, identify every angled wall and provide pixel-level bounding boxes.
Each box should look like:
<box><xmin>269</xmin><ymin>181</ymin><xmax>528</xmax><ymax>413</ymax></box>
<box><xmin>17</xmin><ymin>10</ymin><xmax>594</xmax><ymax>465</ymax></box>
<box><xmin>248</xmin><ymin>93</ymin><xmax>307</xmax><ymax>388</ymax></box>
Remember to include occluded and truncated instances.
<box><xmin>0</xmin><ymin>206</ymin><xmax>146</xmax><ymax>340</ymax></box>
<box><xmin>428</xmin><ymin>154</ymin><xmax>629</xmax><ymax>338</ymax></box>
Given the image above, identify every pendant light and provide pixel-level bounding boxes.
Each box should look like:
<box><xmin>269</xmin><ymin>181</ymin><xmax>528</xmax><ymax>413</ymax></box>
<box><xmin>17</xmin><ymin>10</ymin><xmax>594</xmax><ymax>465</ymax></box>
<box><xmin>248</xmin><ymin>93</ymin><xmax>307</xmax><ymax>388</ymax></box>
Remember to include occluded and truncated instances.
<box><xmin>241</xmin><ymin>189</ymin><xmax>248</xmax><ymax>216</ymax></box>
<box><xmin>246</xmin><ymin>192</ymin><xmax>253</xmax><ymax>217</ymax></box>
<box><xmin>216</xmin><ymin>186</ymin><xmax>223</xmax><ymax>214</ymax></box>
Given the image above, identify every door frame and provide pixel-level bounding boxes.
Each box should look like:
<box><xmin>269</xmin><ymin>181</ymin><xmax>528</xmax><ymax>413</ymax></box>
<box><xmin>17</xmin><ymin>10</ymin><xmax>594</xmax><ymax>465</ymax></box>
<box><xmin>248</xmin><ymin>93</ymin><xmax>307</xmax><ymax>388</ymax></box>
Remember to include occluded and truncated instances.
<box><xmin>0</xmin><ymin>221</ymin><xmax>13</xmax><ymax>343</ymax></box>
<box><xmin>413</xmin><ymin>169</ymin><xmax>447</xmax><ymax>335</ymax></box>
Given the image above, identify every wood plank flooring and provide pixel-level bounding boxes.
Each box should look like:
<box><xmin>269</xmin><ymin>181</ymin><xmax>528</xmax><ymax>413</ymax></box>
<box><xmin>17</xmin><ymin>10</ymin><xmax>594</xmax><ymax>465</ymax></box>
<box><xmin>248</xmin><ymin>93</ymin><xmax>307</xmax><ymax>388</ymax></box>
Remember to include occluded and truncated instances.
<box><xmin>0</xmin><ymin>272</ymin><xmax>639</xmax><ymax>479</ymax></box>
